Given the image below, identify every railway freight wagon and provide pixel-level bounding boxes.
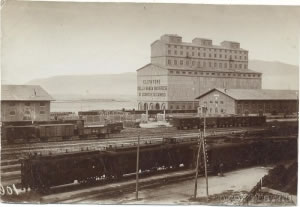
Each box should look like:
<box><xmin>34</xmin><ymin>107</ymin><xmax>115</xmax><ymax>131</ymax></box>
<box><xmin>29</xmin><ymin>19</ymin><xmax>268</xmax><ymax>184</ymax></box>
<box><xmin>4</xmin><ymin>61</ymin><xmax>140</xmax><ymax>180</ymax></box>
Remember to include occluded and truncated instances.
<box><xmin>20</xmin><ymin>129</ymin><xmax>297</xmax><ymax>192</ymax></box>
<box><xmin>107</xmin><ymin>122</ymin><xmax>123</xmax><ymax>133</ymax></box>
<box><xmin>39</xmin><ymin>124</ymin><xmax>75</xmax><ymax>141</ymax></box>
<box><xmin>1</xmin><ymin>120</ymin><xmax>124</xmax><ymax>144</ymax></box>
<box><xmin>3</xmin><ymin>126</ymin><xmax>39</xmax><ymax>143</ymax></box>
<box><xmin>82</xmin><ymin>126</ymin><xmax>109</xmax><ymax>138</ymax></box>
<box><xmin>171</xmin><ymin>116</ymin><xmax>266</xmax><ymax>130</ymax></box>
<box><xmin>2</xmin><ymin>120</ymin><xmax>84</xmax><ymax>144</ymax></box>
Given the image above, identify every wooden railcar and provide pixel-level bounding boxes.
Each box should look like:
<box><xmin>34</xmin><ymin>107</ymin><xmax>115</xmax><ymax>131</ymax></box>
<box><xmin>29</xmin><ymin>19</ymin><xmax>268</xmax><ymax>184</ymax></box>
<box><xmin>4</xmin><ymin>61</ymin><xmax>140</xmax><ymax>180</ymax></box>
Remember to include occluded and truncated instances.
<box><xmin>39</xmin><ymin>124</ymin><xmax>75</xmax><ymax>141</ymax></box>
<box><xmin>1</xmin><ymin>119</ymin><xmax>123</xmax><ymax>144</ymax></box>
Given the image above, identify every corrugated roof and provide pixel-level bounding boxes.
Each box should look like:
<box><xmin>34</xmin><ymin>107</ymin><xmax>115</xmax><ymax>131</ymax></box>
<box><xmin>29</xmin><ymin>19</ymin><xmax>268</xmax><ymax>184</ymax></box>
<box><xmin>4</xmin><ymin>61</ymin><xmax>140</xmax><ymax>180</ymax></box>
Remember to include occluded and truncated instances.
<box><xmin>1</xmin><ymin>85</ymin><xmax>54</xmax><ymax>101</ymax></box>
<box><xmin>196</xmin><ymin>88</ymin><xmax>298</xmax><ymax>100</ymax></box>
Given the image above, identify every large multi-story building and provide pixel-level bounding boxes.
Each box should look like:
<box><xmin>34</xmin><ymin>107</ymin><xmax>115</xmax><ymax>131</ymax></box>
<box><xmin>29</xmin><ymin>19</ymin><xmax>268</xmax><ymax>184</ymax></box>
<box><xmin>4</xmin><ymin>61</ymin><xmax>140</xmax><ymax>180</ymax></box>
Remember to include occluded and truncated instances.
<box><xmin>137</xmin><ymin>34</ymin><xmax>262</xmax><ymax>110</ymax></box>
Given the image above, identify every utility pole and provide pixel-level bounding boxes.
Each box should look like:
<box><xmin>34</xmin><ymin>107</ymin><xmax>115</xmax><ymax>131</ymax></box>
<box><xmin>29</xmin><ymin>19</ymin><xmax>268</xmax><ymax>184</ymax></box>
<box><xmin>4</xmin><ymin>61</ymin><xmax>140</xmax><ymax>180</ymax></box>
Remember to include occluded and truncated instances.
<box><xmin>296</xmin><ymin>92</ymin><xmax>298</xmax><ymax>122</ymax></box>
<box><xmin>193</xmin><ymin>132</ymin><xmax>203</xmax><ymax>199</ymax></box>
<box><xmin>146</xmin><ymin>105</ymin><xmax>148</xmax><ymax>123</ymax></box>
<box><xmin>203</xmin><ymin>105</ymin><xmax>209</xmax><ymax>199</ymax></box>
<box><xmin>203</xmin><ymin>105</ymin><xmax>206</xmax><ymax>137</ymax></box>
<box><xmin>203</xmin><ymin>135</ymin><xmax>209</xmax><ymax>199</ymax></box>
<box><xmin>136</xmin><ymin>135</ymin><xmax>140</xmax><ymax>200</ymax></box>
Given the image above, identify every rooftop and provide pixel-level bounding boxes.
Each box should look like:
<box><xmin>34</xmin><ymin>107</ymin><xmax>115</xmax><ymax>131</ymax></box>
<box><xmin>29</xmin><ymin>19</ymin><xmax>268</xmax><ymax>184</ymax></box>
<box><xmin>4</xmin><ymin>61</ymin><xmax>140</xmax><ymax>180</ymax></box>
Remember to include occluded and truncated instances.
<box><xmin>137</xmin><ymin>63</ymin><xmax>261</xmax><ymax>74</ymax></box>
<box><xmin>196</xmin><ymin>88</ymin><xmax>298</xmax><ymax>101</ymax></box>
<box><xmin>1</xmin><ymin>85</ymin><xmax>55</xmax><ymax>101</ymax></box>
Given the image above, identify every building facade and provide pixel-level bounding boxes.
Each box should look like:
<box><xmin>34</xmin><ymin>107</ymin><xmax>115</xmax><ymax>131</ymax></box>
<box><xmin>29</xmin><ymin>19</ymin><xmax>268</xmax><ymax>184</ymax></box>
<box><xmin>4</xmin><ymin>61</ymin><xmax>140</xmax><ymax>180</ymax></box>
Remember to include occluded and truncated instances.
<box><xmin>196</xmin><ymin>88</ymin><xmax>298</xmax><ymax>116</ymax></box>
<box><xmin>1</xmin><ymin>85</ymin><xmax>54</xmax><ymax>122</ymax></box>
<box><xmin>137</xmin><ymin>34</ymin><xmax>262</xmax><ymax>110</ymax></box>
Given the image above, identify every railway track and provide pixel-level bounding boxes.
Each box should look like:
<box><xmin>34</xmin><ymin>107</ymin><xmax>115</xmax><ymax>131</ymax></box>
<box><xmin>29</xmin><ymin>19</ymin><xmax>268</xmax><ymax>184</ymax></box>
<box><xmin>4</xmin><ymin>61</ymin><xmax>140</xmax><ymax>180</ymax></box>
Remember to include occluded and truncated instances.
<box><xmin>2</xmin><ymin>126</ymin><xmax>262</xmax><ymax>151</ymax></box>
<box><xmin>1</xmin><ymin>126</ymin><xmax>263</xmax><ymax>160</ymax></box>
<box><xmin>2</xmin><ymin>127</ymin><xmax>184</xmax><ymax>150</ymax></box>
<box><xmin>1</xmin><ymin>126</ymin><xmax>179</xmax><ymax>146</ymax></box>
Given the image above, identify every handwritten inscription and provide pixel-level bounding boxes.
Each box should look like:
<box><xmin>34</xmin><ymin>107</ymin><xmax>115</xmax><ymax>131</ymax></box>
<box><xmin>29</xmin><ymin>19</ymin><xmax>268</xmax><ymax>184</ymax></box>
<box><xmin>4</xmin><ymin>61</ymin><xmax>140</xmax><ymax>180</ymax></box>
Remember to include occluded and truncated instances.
<box><xmin>0</xmin><ymin>184</ymin><xmax>19</xmax><ymax>195</ymax></box>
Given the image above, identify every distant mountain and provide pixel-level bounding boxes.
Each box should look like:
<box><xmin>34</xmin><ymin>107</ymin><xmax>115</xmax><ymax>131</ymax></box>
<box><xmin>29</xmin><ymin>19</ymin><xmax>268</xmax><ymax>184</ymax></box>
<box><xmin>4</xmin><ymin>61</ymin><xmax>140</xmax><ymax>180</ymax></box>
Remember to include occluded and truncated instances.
<box><xmin>249</xmin><ymin>60</ymin><xmax>298</xmax><ymax>90</ymax></box>
<box><xmin>27</xmin><ymin>72</ymin><xmax>137</xmax><ymax>101</ymax></box>
<box><xmin>27</xmin><ymin>60</ymin><xmax>298</xmax><ymax>100</ymax></box>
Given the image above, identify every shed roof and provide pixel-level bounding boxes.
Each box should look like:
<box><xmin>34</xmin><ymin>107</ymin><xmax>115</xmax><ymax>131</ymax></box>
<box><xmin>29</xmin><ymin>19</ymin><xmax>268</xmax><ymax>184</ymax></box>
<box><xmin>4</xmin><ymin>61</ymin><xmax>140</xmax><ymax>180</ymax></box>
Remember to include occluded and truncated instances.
<box><xmin>1</xmin><ymin>85</ymin><xmax>54</xmax><ymax>101</ymax></box>
<box><xmin>196</xmin><ymin>88</ymin><xmax>298</xmax><ymax>101</ymax></box>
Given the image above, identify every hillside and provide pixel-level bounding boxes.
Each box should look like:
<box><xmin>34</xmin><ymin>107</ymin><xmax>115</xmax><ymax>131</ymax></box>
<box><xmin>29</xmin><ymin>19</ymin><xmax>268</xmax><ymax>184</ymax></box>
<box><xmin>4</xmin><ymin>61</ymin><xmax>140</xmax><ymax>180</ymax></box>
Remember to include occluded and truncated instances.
<box><xmin>27</xmin><ymin>60</ymin><xmax>298</xmax><ymax>100</ymax></box>
<box><xmin>27</xmin><ymin>72</ymin><xmax>137</xmax><ymax>101</ymax></box>
<box><xmin>249</xmin><ymin>60</ymin><xmax>298</xmax><ymax>90</ymax></box>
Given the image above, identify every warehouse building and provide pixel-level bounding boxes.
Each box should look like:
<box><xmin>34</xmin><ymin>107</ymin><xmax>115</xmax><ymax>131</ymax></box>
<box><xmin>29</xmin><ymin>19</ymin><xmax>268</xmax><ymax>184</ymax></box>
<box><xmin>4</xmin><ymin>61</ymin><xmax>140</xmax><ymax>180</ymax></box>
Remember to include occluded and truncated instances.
<box><xmin>196</xmin><ymin>88</ymin><xmax>298</xmax><ymax>116</ymax></box>
<box><xmin>1</xmin><ymin>85</ymin><xmax>54</xmax><ymax>122</ymax></box>
<box><xmin>137</xmin><ymin>34</ymin><xmax>262</xmax><ymax>110</ymax></box>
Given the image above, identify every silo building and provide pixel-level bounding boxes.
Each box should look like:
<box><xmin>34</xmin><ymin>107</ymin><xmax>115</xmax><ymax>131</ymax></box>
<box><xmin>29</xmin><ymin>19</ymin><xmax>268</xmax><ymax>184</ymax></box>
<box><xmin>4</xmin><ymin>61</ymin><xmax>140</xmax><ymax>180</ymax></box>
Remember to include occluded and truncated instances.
<box><xmin>137</xmin><ymin>34</ymin><xmax>262</xmax><ymax>110</ymax></box>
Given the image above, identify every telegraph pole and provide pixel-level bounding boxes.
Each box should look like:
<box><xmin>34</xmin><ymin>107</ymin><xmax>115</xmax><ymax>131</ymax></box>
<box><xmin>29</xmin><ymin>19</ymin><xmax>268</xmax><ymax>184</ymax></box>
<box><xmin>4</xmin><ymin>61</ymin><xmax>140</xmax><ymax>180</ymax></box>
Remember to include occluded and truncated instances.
<box><xmin>136</xmin><ymin>135</ymin><xmax>140</xmax><ymax>200</ymax></box>
<box><xmin>203</xmin><ymin>135</ymin><xmax>209</xmax><ymax>199</ymax></box>
<box><xmin>202</xmin><ymin>105</ymin><xmax>209</xmax><ymax>200</ymax></box>
<box><xmin>193</xmin><ymin>132</ymin><xmax>203</xmax><ymax>199</ymax></box>
<box><xmin>203</xmin><ymin>105</ymin><xmax>206</xmax><ymax>137</ymax></box>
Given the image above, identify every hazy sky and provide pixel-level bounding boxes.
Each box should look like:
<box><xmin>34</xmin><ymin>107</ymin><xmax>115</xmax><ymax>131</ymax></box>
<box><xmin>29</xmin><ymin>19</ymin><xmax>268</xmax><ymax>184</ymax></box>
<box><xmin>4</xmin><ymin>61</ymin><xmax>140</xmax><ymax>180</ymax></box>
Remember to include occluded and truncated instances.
<box><xmin>2</xmin><ymin>1</ymin><xmax>300</xmax><ymax>84</ymax></box>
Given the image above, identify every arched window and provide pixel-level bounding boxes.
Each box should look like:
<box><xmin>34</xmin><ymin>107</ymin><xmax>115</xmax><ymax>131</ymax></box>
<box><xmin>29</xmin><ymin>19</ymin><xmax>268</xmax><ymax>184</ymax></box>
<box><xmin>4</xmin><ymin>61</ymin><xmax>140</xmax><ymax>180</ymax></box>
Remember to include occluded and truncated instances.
<box><xmin>138</xmin><ymin>102</ymin><xmax>143</xmax><ymax>110</ymax></box>
<box><xmin>149</xmin><ymin>103</ymin><xmax>154</xmax><ymax>110</ymax></box>
<box><xmin>144</xmin><ymin>103</ymin><xmax>148</xmax><ymax>110</ymax></box>
<box><xmin>155</xmin><ymin>103</ymin><xmax>160</xmax><ymax>110</ymax></box>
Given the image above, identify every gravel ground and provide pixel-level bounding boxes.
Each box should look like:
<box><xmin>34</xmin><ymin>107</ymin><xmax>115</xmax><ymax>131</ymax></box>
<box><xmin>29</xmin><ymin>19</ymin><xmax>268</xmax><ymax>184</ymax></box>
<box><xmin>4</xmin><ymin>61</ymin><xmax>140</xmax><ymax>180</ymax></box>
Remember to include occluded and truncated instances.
<box><xmin>82</xmin><ymin>166</ymin><xmax>270</xmax><ymax>205</ymax></box>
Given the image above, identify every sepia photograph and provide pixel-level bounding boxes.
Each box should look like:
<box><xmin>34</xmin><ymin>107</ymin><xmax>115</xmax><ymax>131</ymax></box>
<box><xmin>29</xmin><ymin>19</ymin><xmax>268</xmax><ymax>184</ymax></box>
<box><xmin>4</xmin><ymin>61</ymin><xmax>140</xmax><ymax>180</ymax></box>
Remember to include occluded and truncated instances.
<box><xmin>0</xmin><ymin>0</ymin><xmax>299</xmax><ymax>205</ymax></box>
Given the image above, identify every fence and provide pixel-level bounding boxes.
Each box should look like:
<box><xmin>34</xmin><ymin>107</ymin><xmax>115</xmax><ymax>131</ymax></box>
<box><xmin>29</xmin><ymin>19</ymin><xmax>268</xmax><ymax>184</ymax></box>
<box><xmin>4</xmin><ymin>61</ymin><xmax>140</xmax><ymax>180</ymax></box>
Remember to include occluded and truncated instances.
<box><xmin>242</xmin><ymin>175</ymin><xmax>267</xmax><ymax>204</ymax></box>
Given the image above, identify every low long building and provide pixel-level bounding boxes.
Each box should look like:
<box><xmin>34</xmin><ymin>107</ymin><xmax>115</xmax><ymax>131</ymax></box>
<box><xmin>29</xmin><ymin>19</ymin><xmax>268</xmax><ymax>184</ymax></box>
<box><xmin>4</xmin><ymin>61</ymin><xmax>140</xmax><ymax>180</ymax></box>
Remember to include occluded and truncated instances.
<box><xmin>1</xmin><ymin>85</ymin><xmax>54</xmax><ymax>122</ymax></box>
<box><xmin>196</xmin><ymin>88</ymin><xmax>298</xmax><ymax>116</ymax></box>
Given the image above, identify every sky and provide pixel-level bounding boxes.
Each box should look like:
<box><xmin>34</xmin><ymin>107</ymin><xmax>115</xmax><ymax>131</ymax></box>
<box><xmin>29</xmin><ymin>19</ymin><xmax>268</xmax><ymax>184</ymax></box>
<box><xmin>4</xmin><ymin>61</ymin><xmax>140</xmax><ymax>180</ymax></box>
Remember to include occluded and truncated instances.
<box><xmin>1</xmin><ymin>1</ymin><xmax>300</xmax><ymax>84</ymax></box>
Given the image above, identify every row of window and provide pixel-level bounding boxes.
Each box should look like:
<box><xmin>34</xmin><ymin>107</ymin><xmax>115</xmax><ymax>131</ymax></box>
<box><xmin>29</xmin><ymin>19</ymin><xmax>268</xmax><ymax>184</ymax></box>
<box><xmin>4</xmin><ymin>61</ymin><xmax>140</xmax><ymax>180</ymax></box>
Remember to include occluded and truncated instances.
<box><xmin>237</xmin><ymin>102</ymin><xmax>296</xmax><ymax>110</ymax></box>
<box><xmin>8</xmin><ymin>102</ymin><xmax>46</xmax><ymax>107</ymax></box>
<box><xmin>169</xmin><ymin>105</ymin><xmax>197</xmax><ymax>110</ymax></box>
<box><xmin>167</xmin><ymin>44</ymin><xmax>247</xmax><ymax>54</ymax></box>
<box><xmin>169</xmin><ymin>70</ymin><xmax>261</xmax><ymax>78</ymax></box>
<box><xmin>207</xmin><ymin>108</ymin><xmax>225</xmax><ymax>113</ymax></box>
<box><xmin>168</xmin><ymin>104</ymin><xmax>225</xmax><ymax>112</ymax></box>
<box><xmin>167</xmin><ymin>59</ymin><xmax>247</xmax><ymax>69</ymax></box>
<box><xmin>204</xmin><ymin>100</ymin><xmax>224</xmax><ymax>104</ymax></box>
<box><xmin>167</xmin><ymin>50</ymin><xmax>247</xmax><ymax>61</ymax></box>
<box><xmin>9</xmin><ymin>110</ymin><xmax>46</xmax><ymax>116</ymax></box>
